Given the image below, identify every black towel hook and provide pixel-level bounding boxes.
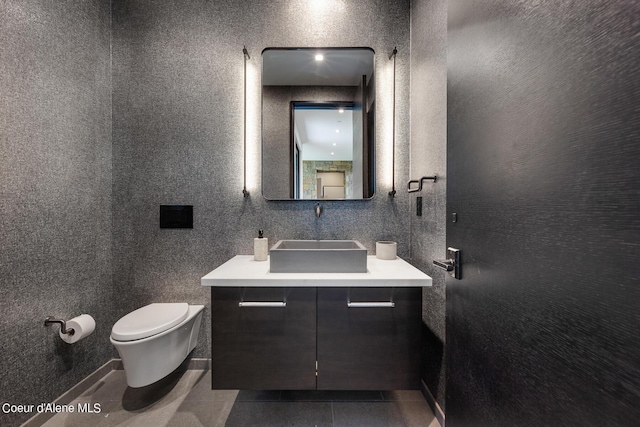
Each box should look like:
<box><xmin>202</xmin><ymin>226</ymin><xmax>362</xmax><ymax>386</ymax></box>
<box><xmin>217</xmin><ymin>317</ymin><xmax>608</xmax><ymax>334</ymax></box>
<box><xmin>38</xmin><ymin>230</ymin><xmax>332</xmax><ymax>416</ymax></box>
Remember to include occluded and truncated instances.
<box><xmin>407</xmin><ymin>175</ymin><xmax>437</xmax><ymax>193</ymax></box>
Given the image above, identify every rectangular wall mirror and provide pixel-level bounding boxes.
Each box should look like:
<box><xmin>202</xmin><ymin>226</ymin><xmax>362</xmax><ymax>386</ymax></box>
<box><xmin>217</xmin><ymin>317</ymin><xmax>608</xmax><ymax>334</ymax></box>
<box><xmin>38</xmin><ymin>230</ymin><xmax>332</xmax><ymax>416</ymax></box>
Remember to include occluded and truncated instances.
<box><xmin>262</xmin><ymin>48</ymin><xmax>375</xmax><ymax>200</ymax></box>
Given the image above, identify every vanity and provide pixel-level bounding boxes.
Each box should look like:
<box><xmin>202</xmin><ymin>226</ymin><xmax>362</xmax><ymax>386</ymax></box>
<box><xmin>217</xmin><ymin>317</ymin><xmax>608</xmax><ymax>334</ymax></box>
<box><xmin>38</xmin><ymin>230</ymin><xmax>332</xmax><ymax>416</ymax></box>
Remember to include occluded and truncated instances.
<box><xmin>204</xmin><ymin>46</ymin><xmax>428</xmax><ymax>391</ymax></box>
<box><xmin>201</xmin><ymin>248</ymin><xmax>432</xmax><ymax>391</ymax></box>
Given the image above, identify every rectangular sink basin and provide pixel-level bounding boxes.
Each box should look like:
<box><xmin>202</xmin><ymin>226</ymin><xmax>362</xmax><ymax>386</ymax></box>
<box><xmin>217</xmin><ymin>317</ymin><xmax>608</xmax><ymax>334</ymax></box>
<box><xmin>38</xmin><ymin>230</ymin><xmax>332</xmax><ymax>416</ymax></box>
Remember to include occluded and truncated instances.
<box><xmin>269</xmin><ymin>240</ymin><xmax>367</xmax><ymax>273</ymax></box>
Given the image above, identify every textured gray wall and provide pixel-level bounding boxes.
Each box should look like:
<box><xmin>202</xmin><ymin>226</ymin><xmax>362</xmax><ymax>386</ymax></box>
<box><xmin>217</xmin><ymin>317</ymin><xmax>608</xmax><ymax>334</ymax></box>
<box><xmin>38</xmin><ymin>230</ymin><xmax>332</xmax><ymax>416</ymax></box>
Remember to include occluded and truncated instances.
<box><xmin>410</xmin><ymin>0</ymin><xmax>447</xmax><ymax>410</ymax></box>
<box><xmin>111</xmin><ymin>0</ymin><xmax>411</xmax><ymax>359</ymax></box>
<box><xmin>0</xmin><ymin>1</ymin><xmax>112</xmax><ymax>426</ymax></box>
<box><xmin>0</xmin><ymin>2</ymin><xmax>421</xmax><ymax>424</ymax></box>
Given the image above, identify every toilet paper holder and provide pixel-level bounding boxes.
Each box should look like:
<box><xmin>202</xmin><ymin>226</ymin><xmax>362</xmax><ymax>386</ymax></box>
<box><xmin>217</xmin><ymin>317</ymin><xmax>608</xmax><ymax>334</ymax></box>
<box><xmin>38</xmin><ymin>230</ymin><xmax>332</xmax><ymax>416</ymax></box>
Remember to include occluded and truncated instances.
<box><xmin>44</xmin><ymin>316</ymin><xmax>75</xmax><ymax>336</ymax></box>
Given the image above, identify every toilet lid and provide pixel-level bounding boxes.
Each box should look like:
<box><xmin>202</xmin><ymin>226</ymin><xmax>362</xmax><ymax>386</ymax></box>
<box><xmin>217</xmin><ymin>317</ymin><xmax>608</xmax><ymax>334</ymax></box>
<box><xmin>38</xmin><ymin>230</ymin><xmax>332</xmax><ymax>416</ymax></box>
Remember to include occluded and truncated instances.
<box><xmin>111</xmin><ymin>303</ymin><xmax>189</xmax><ymax>341</ymax></box>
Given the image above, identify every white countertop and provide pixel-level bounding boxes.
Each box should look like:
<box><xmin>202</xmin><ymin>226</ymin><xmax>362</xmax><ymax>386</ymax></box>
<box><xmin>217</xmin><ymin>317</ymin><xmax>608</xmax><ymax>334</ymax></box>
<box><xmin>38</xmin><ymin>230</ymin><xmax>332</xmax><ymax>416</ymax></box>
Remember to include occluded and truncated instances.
<box><xmin>201</xmin><ymin>255</ymin><xmax>432</xmax><ymax>287</ymax></box>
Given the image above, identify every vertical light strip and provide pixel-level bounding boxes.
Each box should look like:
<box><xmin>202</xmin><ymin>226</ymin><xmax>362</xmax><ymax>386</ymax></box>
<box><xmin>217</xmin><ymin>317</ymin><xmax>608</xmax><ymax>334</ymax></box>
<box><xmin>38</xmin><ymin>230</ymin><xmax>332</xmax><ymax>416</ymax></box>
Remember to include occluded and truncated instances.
<box><xmin>243</xmin><ymin>46</ymin><xmax>250</xmax><ymax>197</ymax></box>
<box><xmin>389</xmin><ymin>47</ymin><xmax>398</xmax><ymax>198</ymax></box>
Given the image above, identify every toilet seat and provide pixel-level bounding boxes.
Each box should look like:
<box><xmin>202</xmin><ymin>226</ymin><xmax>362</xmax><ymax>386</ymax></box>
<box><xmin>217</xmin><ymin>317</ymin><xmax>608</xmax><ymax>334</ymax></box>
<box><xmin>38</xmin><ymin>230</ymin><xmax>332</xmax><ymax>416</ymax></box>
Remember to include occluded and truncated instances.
<box><xmin>111</xmin><ymin>303</ymin><xmax>189</xmax><ymax>342</ymax></box>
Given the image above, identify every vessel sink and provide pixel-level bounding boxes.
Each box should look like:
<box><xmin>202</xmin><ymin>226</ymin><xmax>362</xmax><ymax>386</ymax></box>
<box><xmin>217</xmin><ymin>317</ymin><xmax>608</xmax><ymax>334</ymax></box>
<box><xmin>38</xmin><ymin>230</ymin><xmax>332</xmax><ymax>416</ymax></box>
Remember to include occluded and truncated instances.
<box><xmin>269</xmin><ymin>240</ymin><xmax>367</xmax><ymax>273</ymax></box>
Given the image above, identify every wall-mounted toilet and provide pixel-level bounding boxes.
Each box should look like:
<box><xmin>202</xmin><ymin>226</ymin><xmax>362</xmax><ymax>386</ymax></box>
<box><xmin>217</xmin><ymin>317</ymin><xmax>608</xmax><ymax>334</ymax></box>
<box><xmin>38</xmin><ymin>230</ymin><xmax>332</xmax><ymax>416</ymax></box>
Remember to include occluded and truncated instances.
<box><xmin>110</xmin><ymin>303</ymin><xmax>204</xmax><ymax>388</ymax></box>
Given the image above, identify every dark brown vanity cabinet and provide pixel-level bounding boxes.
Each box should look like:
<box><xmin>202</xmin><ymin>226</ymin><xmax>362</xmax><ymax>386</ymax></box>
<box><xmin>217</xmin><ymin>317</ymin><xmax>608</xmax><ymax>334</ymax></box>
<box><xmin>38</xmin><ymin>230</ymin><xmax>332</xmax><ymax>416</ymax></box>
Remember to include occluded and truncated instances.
<box><xmin>317</xmin><ymin>287</ymin><xmax>422</xmax><ymax>390</ymax></box>
<box><xmin>211</xmin><ymin>287</ymin><xmax>317</xmax><ymax>390</ymax></box>
<box><xmin>211</xmin><ymin>286</ymin><xmax>421</xmax><ymax>390</ymax></box>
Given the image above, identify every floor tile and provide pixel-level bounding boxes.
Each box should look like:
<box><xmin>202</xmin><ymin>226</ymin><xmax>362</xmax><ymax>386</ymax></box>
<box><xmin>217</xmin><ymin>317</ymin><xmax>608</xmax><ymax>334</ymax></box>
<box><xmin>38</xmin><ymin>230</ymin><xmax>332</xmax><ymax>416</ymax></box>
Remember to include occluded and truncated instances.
<box><xmin>224</xmin><ymin>402</ymin><xmax>333</xmax><ymax>427</ymax></box>
<box><xmin>182</xmin><ymin>371</ymin><xmax>240</xmax><ymax>402</ymax></box>
<box><xmin>40</xmin><ymin>400</ymin><xmax>124</xmax><ymax>427</ymax></box>
<box><xmin>280</xmin><ymin>390</ymin><xmax>384</xmax><ymax>402</ymax></box>
<box><xmin>77</xmin><ymin>368</ymin><xmax>197</xmax><ymax>403</ymax></box>
<box><xmin>235</xmin><ymin>389</ymin><xmax>282</xmax><ymax>401</ymax></box>
<box><xmin>78</xmin><ymin>370</ymin><xmax>128</xmax><ymax>402</ymax></box>
<box><xmin>381</xmin><ymin>390</ymin><xmax>427</xmax><ymax>401</ymax></box>
<box><xmin>37</xmin><ymin>368</ymin><xmax>440</xmax><ymax>427</ymax></box>
<box><xmin>332</xmin><ymin>401</ymin><xmax>438</xmax><ymax>427</ymax></box>
<box><xmin>89</xmin><ymin>397</ymin><xmax>187</xmax><ymax>426</ymax></box>
<box><xmin>158</xmin><ymin>401</ymin><xmax>235</xmax><ymax>427</ymax></box>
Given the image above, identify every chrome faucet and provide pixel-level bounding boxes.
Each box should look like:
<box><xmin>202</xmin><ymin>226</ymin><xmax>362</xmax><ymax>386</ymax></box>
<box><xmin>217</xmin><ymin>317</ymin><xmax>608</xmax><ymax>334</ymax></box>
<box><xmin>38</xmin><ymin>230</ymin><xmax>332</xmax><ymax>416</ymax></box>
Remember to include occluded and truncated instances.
<box><xmin>315</xmin><ymin>203</ymin><xmax>323</xmax><ymax>218</ymax></box>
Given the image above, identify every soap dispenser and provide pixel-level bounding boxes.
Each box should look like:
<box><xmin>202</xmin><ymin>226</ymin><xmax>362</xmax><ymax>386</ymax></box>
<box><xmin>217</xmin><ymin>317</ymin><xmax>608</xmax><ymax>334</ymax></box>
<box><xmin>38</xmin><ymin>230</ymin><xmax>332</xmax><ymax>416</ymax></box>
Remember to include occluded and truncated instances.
<box><xmin>254</xmin><ymin>229</ymin><xmax>268</xmax><ymax>261</ymax></box>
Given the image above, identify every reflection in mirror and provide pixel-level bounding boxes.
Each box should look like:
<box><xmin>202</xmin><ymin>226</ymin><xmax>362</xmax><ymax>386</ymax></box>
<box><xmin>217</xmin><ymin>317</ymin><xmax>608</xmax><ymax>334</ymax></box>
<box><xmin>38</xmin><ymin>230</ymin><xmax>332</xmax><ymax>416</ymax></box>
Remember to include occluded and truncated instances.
<box><xmin>262</xmin><ymin>48</ymin><xmax>375</xmax><ymax>200</ymax></box>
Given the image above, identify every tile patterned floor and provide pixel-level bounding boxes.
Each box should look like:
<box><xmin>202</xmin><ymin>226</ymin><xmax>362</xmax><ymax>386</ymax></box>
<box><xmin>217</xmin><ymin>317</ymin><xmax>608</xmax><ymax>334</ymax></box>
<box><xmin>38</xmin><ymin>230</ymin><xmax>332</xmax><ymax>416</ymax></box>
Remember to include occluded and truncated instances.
<box><xmin>39</xmin><ymin>368</ymin><xmax>440</xmax><ymax>427</ymax></box>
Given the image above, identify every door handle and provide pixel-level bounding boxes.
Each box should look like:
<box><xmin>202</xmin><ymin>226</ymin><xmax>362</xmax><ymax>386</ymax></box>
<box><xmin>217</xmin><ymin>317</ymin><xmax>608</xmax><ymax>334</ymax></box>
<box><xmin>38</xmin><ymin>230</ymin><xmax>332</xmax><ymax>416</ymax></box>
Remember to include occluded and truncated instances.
<box><xmin>433</xmin><ymin>247</ymin><xmax>461</xmax><ymax>279</ymax></box>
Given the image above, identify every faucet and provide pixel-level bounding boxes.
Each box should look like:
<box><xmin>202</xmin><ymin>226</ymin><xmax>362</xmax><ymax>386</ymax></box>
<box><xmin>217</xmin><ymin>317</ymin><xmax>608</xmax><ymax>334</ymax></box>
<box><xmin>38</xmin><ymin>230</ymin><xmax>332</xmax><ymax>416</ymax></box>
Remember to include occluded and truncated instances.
<box><xmin>315</xmin><ymin>203</ymin><xmax>323</xmax><ymax>218</ymax></box>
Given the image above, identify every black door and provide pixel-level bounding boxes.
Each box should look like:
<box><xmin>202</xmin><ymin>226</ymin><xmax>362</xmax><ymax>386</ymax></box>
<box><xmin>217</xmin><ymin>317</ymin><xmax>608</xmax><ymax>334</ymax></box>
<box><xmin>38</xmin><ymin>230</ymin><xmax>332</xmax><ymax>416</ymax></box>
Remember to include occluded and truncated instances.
<box><xmin>446</xmin><ymin>1</ymin><xmax>640</xmax><ymax>425</ymax></box>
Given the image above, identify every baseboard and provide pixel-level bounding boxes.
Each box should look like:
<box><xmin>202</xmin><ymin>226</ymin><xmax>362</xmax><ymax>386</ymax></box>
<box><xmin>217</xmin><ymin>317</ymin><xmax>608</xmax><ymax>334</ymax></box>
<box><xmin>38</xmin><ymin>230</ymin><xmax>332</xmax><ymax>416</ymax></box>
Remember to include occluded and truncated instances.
<box><xmin>420</xmin><ymin>379</ymin><xmax>445</xmax><ymax>427</ymax></box>
<box><xmin>21</xmin><ymin>357</ymin><xmax>211</xmax><ymax>427</ymax></box>
<box><xmin>21</xmin><ymin>359</ymin><xmax>114</xmax><ymax>427</ymax></box>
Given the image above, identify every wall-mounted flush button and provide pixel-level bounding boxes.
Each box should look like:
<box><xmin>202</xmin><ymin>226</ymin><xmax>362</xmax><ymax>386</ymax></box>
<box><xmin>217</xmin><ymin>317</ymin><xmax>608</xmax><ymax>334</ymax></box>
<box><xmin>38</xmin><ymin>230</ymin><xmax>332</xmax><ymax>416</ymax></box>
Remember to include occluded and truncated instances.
<box><xmin>160</xmin><ymin>205</ymin><xmax>193</xmax><ymax>228</ymax></box>
<box><xmin>452</xmin><ymin>213</ymin><xmax>458</xmax><ymax>223</ymax></box>
<box><xmin>417</xmin><ymin>197</ymin><xmax>423</xmax><ymax>216</ymax></box>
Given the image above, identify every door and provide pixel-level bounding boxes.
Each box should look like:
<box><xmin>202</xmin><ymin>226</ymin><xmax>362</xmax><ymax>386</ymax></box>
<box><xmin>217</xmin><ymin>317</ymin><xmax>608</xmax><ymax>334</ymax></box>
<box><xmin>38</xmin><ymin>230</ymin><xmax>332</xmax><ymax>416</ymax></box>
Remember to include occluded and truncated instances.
<box><xmin>445</xmin><ymin>1</ymin><xmax>640</xmax><ymax>426</ymax></box>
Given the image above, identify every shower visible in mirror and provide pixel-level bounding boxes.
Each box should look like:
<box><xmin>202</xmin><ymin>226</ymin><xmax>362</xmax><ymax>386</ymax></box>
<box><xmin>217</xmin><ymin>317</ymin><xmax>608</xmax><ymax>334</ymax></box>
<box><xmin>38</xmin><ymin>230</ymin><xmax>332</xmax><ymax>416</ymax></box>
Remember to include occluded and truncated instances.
<box><xmin>262</xmin><ymin>48</ymin><xmax>375</xmax><ymax>200</ymax></box>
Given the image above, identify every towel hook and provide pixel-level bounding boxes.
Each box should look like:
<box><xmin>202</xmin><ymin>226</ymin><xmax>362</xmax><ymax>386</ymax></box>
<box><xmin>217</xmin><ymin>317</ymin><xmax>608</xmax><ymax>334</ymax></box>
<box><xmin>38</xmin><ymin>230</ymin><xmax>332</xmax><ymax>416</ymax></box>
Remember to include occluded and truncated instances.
<box><xmin>407</xmin><ymin>175</ymin><xmax>437</xmax><ymax>193</ymax></box>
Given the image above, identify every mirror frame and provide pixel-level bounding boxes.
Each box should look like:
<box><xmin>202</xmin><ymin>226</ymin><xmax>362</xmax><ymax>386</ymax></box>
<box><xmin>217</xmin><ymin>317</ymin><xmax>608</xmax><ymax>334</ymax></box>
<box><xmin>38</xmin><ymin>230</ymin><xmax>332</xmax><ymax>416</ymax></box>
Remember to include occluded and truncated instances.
<box><xmin>261</xmin><ymin>47</ymin><xmax>376</xmax><ymax>201</ymax></box>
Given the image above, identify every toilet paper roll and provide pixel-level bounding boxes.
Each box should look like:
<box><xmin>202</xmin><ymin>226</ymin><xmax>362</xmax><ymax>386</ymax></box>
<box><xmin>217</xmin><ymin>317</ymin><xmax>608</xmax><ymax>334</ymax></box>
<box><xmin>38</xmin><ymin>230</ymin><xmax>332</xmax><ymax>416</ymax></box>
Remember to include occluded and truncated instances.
<box><xmin>59</xmin><ymin>314</ymin><xmax>95</xmax><ymax>344</ymax></box>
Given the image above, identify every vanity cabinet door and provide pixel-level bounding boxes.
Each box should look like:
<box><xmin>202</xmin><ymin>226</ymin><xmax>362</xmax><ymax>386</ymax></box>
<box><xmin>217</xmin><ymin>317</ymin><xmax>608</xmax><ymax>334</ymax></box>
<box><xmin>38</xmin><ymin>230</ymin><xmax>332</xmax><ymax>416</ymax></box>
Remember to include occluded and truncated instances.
<box><xmin>317</xmin><ymin>287</ymin><xmax>422</xmax><ymax>390</ymax></box>
<box><xmin>211</xmin><ymin>287</ymin><xmax>316</xmax><ymax>390</ymax></box>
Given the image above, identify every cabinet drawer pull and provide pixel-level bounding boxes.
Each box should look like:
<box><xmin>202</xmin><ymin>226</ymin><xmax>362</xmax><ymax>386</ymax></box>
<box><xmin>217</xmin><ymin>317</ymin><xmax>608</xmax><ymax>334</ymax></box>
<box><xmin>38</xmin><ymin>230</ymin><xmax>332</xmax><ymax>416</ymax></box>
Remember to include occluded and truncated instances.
<box><xmin>347</xmin><ymin>302</ymin><xmax>395</xmax><ymax>308</ymax></box>
<box><xmin>239</xmin><ymin>301</ymin><xmax>286</xmax><ymax>308</ymax></box>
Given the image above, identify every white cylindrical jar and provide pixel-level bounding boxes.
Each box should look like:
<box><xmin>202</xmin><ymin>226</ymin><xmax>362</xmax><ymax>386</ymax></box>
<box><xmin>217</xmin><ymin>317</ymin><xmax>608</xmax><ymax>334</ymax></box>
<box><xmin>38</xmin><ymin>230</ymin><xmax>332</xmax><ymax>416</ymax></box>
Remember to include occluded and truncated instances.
<box><xmin>376</xmin><ymin>241</ymin><xmax>397</xmax><ymax>260</ymax></box>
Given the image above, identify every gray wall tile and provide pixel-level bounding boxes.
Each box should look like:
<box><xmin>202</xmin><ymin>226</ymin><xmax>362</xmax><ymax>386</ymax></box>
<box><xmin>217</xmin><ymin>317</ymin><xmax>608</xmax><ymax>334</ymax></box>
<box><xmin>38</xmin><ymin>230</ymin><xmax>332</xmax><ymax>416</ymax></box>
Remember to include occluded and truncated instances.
<box><xmin>410</xmin><ymin>0</ymin><xmax>447</xmax><ymax>410</ymax></box>
<box><xmin>2</xmin><ymin>3</ymin><xmax>421</xmax><ymax>425</ymax></box>
<box><xmin>111</xmin><ymin>0</ymin><xmax>411</xmax><ymax>358</ymax></box>
<box><xmin>0</xmin><ymin>1</ymin><xmax>112</xmax><ymax>426</ymax></box>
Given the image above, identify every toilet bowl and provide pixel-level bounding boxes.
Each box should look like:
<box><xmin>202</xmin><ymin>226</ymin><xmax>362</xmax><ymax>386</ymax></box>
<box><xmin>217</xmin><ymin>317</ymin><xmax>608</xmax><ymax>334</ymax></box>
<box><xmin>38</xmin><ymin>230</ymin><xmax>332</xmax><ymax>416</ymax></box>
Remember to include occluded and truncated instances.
<box><xmin>110</xmin><ymin>303</ymin><xmax>204</xmax><ymax>388</ymax></box>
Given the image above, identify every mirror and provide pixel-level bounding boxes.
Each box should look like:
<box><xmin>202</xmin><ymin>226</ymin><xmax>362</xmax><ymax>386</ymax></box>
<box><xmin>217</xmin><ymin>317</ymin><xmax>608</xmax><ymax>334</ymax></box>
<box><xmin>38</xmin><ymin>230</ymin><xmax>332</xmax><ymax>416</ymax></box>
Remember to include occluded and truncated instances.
<box><xmin>262</xmin><ymin>48</ymin><xmax>375</xmax><ymax>200</ymax></box>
